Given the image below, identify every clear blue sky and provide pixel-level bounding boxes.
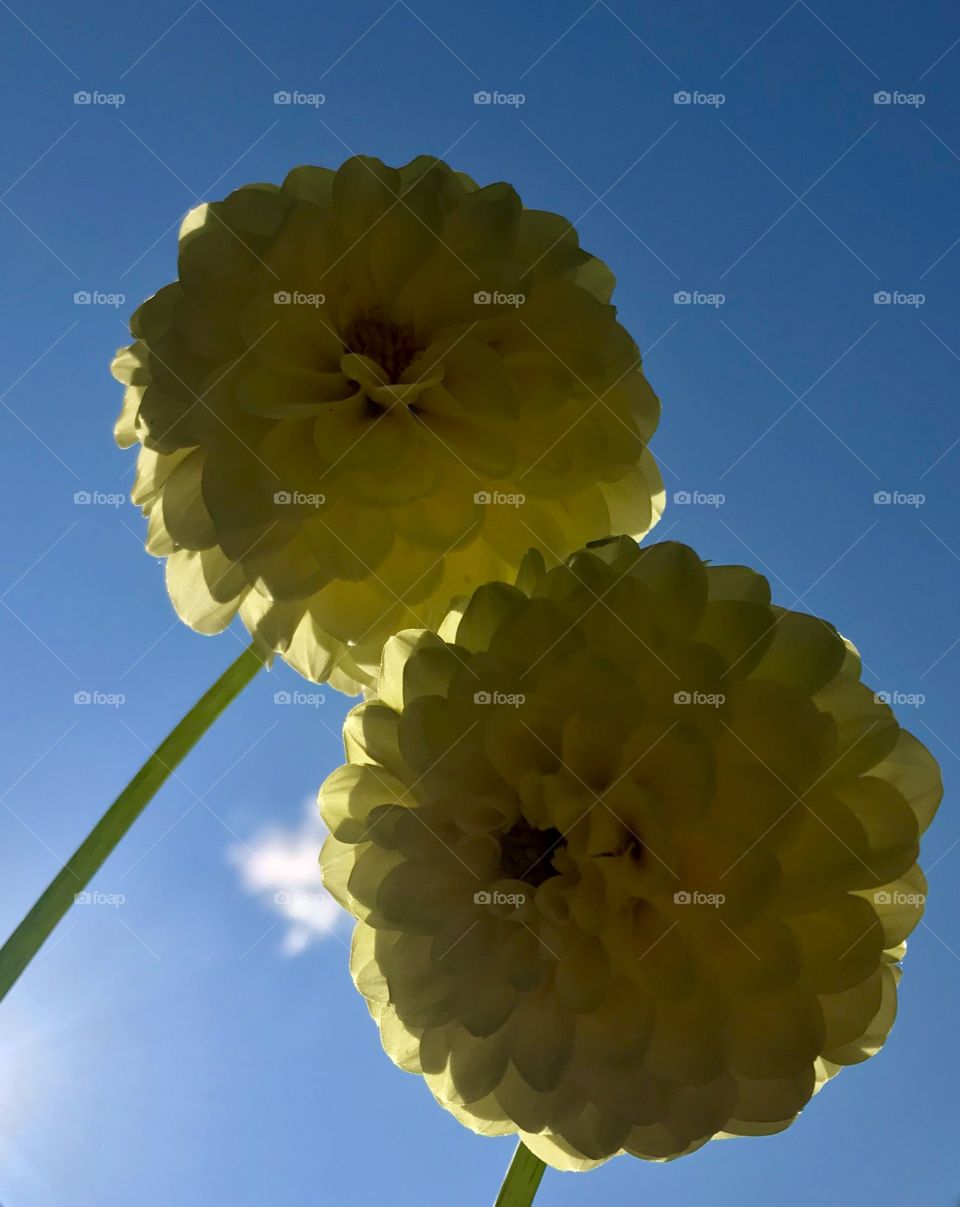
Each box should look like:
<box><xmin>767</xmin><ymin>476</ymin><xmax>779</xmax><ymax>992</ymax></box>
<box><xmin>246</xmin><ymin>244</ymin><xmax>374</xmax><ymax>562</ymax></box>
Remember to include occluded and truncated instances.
<box><xmin>1</xmin><ymin>1</ymin><xmax>959</xmax><ymax>1203</ymax></box>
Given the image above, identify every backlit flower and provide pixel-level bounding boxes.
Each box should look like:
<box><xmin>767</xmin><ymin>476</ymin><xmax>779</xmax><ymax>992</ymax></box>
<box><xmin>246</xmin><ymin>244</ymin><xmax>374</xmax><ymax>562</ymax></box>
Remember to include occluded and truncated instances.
<box><xmin>319</xmin><ymin>537</ymin><xmax>941</xmax><ymax>1168</ymax></box>
<box><xmin>113</xmin><ymin>157</ymin><xmax>662</xmax><ymax>692</ymax></box>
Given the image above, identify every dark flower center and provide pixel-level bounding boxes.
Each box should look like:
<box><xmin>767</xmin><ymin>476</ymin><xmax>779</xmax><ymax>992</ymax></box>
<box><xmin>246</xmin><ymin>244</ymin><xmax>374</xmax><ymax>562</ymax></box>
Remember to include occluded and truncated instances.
<box><xmin>499</xmin><ymin>817</ymin><xmax>565</xmax><ymax>887</ymax></box>
<box><xmin>342</xmin><ymin>308</ymin><xmax>420</xmax><ymax>383</ymax></box>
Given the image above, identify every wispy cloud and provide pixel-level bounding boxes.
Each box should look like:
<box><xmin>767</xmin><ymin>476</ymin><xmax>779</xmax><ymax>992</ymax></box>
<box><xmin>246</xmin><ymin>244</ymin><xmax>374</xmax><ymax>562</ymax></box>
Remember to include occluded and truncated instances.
<box><xmin>229</xmin><ymin>799</ymin><xmax>341</xmax><ymax>955</ymax></box>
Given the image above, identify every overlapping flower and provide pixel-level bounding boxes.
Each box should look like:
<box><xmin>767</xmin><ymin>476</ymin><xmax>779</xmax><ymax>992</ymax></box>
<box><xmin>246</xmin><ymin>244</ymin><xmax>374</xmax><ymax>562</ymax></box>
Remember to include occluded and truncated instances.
<box><xmin>114</xmin><ymin>155</ymin><xmax>662</xmax><ymax>692</ymax></box>
<box><xmin>319</xmin><ymin>537</ymin><xmax>941</xmax><ymax>1169</ymax></box>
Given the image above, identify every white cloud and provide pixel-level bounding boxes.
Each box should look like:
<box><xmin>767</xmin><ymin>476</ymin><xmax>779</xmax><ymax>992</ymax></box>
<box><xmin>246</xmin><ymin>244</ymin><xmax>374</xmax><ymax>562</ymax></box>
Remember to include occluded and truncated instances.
<box><xmin>229</xmin><ymin>798</ymin><xmax>342</xmax><ymax>956</ymax></box>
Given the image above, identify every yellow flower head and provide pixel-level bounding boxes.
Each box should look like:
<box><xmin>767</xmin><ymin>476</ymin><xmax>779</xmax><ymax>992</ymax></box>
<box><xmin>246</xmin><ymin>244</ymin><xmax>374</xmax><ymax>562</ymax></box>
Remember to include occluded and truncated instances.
<box><xmin>113</xmin><ymin>156</ymin><xmax>663</xmax><ymax>692</ymax></box>
<box><xmin>320</xmin><ymin>537</ymin><xmax>941</xmax><ymax>1169</ymax></box>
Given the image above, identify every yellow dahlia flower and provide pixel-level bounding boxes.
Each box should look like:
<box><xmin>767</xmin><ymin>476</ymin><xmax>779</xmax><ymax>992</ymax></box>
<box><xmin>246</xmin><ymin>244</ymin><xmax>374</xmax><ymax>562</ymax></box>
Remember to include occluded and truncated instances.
<box><xmin>113</xmin><ymin>156</ymin><xmax>663</xmax><ymax>692</ymax></box>
<box><xmin>319</xmin><ymin>537</ymin><xmax>941</xmax><ymax>1169</ymax></box>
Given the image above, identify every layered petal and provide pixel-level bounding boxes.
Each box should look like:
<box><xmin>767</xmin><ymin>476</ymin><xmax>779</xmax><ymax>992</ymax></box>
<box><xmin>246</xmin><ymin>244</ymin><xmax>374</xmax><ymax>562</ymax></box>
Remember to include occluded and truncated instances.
<box><xmin>319</xmin><ymin>537</ymin><xmax>942</xmax><ymax>1167</ymax></box>
<box><xmin>115</xmin><ymin>156</ymin><xmax>663</xmax><ymax>692</ymax></box>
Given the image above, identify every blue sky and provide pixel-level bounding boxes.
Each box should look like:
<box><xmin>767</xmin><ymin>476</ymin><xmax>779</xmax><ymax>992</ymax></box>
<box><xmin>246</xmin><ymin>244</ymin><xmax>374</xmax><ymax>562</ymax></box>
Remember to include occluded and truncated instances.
<box><xmin>1</xmin><ymin>0</ymin><xmax>959</xmax><ymax>1203</ymax></box>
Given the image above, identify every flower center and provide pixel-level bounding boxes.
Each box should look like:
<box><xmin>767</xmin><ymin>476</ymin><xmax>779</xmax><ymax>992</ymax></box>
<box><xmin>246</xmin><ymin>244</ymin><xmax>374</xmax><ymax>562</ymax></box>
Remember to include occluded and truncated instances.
<box><xmin>342</xmin><ymin>308</ymin><xmax>420</xmax><ymax>383</ymax></box>
<box><xmin>498</xmin><ymin>817</ymin><xmax>565</xmax><ymax>887</ymax></box>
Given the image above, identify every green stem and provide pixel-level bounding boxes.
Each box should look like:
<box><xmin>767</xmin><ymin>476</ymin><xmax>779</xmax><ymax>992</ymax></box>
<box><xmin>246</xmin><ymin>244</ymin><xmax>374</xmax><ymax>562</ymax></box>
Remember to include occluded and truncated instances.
<box><xmin>0</xmin><ymin>641</ymin><xmax>265</xmax><ymax>1003</ymax></box>
<box><xmin>495</xmin><ymin>1141</ymin><xmax>546</xmax><ymax>1207</ymax></box>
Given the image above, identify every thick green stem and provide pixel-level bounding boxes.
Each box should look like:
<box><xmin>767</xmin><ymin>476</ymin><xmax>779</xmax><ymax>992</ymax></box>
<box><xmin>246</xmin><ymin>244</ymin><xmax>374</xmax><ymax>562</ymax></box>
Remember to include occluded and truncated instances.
<box><xmin>0</xmin><ymin>641</ymin><xmax>265</xmax><ymax>1003</ymax></box>
<box><xmin>495</xmin><ymin>1141</ymin><xmax>546</xmax><ymax>1207</ymax></box>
